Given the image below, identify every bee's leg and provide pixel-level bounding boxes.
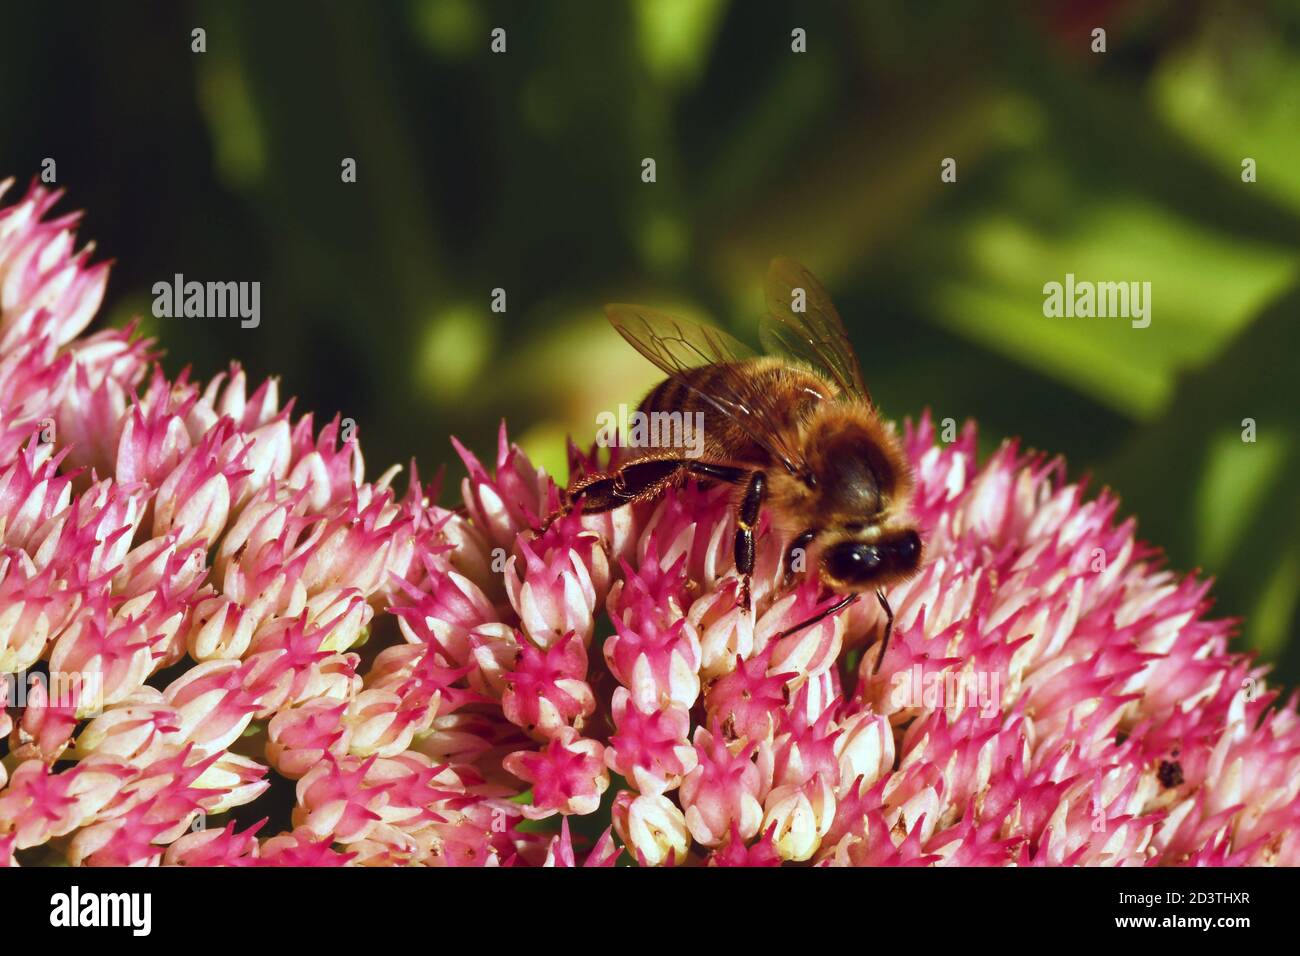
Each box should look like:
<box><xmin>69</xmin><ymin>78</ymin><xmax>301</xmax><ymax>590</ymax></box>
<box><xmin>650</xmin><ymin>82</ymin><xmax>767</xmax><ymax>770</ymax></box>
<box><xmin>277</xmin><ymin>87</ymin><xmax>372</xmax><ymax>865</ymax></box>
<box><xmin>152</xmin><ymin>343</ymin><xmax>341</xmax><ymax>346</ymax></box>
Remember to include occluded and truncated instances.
<box><xmin>535</xmin><ymin>488</ymin><xmax>574</xmax><ymax>537</ymax></box>
<box><xmin>775</xmin><ymin>592</ymin><xmax>859</xmax><ymax>640</ymax></box>
<box><xmin>564</xmin><ymin>458</ymin><xmax>688</xmax><ymax>516</ymax></box>
<box><xmin>871</xmin><ymin>588</ymin><xmax>894</xmax><ymax>675</ymax></box>
<box><xmin>535</xmin><ymin>459</ymin><xmax>680</xmax><ymax>537</ymax></box>
<box><xmin>686</xmin><ymin>462</ymin><xmax>750</xmax><ymax>485</ymax></box>
<box><xmin>544</xmin><ymin>456</ymin><xmax>747</xmax><ymax>536</ymax></box>
<box><xmin>721</xmin><ymin>469</ymin><xmax>766</xmax><ymax>613</ymax></box>
<box><xmin>784</xmin><ymin>528</ymin><xmax>817</xmax><ymax>586</ymax></box>
<box><xmin>680</xmin><ymin>461</ymin><xmax>761</xmax><ymax>610</ymax></box>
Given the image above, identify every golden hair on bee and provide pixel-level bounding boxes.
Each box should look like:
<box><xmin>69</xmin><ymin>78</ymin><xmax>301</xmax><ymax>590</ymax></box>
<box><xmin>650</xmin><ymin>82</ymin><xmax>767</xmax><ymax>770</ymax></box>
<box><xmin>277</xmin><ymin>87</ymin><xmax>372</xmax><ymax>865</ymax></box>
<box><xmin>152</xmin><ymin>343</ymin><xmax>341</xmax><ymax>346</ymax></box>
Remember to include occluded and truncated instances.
<box><xmin>541</xmin><ymin>256</ymin><xmax>923</xmax><ymax>674</ymax></box>
<box><xmin>763</xmin><ymin>397</ymin><xmax>919</xmax><ymax>591</ymax></box>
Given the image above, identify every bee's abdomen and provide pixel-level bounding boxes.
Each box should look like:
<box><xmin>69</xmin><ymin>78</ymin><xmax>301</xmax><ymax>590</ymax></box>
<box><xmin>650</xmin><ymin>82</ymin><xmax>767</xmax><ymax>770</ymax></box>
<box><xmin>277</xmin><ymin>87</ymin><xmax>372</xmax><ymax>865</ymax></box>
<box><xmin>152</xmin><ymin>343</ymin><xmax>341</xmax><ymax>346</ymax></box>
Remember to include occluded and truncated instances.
<box><xmin>639</xmin><ymin>365</ymin><xmax>726</xmax><ymax>418</ymax></box>
<box><xmin>639</xmin><ymin>375</ymin><xmax>685</xmax><ymax>417</ymax></box>
<box><xmin>639</xmin><ymin>364</ymin><xmax>743</xmax><ymax>421</ymax></box>
<box><xmin>636</xmin><ymin>360</ymin><xmax>820</xmax><ymax>465</ymax></box>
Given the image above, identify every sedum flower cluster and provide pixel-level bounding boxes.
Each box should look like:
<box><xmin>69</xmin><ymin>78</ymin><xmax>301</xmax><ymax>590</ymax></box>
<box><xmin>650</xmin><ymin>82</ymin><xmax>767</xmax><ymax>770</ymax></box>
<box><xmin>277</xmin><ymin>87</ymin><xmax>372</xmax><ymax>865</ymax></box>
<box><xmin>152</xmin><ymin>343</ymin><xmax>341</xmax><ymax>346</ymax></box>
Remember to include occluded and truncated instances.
<box><xmin>0</xmin><ymin>180</ymin><xmax>1296</xmax><ymax>867</ymax></box>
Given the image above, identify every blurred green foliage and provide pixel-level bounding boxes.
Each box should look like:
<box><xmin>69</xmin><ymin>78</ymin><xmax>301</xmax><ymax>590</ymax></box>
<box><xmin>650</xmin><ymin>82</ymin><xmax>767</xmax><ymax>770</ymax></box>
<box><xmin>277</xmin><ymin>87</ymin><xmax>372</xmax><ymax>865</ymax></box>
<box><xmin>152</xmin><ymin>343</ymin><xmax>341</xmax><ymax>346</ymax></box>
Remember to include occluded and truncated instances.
<box><xmin>2</xmin><ymin>0</ymin><xmax>1299</xmax><ymax>683</ymax></box>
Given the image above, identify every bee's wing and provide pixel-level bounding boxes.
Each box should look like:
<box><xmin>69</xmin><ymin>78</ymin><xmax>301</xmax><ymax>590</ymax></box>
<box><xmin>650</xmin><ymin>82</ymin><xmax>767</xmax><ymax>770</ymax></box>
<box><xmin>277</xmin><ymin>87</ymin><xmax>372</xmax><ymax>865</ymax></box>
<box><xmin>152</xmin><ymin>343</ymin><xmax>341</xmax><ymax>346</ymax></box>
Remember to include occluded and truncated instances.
<box><xmin>605</xmin><ymin>303</ymin><xmax>807</xmax><ymax>475</ymax></box>
<box><xmin>759</xmin><ymin>256</ymin><xmax>872</xmax><ymax>405</ymax></box>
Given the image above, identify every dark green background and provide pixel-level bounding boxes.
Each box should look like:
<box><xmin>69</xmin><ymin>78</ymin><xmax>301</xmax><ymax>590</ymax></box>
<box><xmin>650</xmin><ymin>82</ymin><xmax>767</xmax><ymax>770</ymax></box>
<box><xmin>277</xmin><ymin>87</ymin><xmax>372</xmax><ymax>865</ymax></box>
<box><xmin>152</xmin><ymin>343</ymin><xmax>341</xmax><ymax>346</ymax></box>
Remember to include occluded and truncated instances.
<box><xmin>3</xmin><ymin>0</ymin><xmax>1298</xmax><ymax>685</ymax></box>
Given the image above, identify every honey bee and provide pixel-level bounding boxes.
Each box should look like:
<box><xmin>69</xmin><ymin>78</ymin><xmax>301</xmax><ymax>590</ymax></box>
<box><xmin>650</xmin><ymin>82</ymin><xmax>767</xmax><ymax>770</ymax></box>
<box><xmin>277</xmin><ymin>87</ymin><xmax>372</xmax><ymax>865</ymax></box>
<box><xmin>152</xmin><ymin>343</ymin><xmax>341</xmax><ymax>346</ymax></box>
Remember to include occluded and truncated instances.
<box><xmin>556</xmin><ymin>257</ymin><xmax>922</xmax><ymax>673</ymax></box>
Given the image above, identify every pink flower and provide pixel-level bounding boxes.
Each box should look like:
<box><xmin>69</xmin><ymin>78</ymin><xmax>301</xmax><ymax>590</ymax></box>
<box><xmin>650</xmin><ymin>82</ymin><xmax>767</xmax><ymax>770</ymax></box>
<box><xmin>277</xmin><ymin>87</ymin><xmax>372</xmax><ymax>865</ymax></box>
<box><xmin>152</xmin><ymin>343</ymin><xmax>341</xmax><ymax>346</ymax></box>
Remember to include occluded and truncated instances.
<box><xmin>163</xmin><ymin>819</ymin><xmax>265</xmax><ymax>866</ymax></box>
<box><xmin>708</xmin><ymin>823</ymin><xmax>782</xmax><ymax>867</ymax></box>
<box><xmin>2</xmin><ymin>180</ymin><xmax>1298</xmax><ymax>868</ymax></box>
<box><xmin>604</xmin><ymin>587</ymin><xmax>702</xmax><ymax>711</ymax></box>
<box><xmin>342</xmin><ymin>688</ymin><xmax>431</xmax><ymax>758</ymax></box>
<box><xmin>504</xmin><ymin>536</ymin><xmax>597</xmax><ymax>649</ymax></box>
<box><xmin>390</xmin><ymin>553</ymin><xmax>501</xmax><ymax>670</ymax></box>
<box><xmin>266</xmin><ymin>698</ymin><xmax>352</xmax><ymax>778</ymax></box>
<box><xmin>66</xmin><ymin>798</ymin><xmax>174</xmax><ymax>866</ymax></box>
<box><xmin>679</xmin><ymin>725</ymin><xmax>766</xmax><ymax>846</ymax></box>
<box><xmin>9</xmin><ymin>674</ymin><xmax>79</xmax><ymax>763</ymax></box>
<box><xmin>257</xmin><ymin>827</ymin><xmax>355</xmax><ymax>866</ymax></box>
<box><xmin>453</xmin><ymin>423</ymin><xmax>556</xmax><ymax>551</ymax></box>
<box><xmin>0</xmin><ymin>549</ymin><xmax>83</xmax><ymax>673</ymax></box>
<box><xmin>611</xmin><ymin>790</ymin><xmax>690</xmax><ymax>867</ymax></box>
<box><xmin>605</xmin><ymin>687</ymin><xmax>697</xmax><ymax>795</ymax></box>
<box><xmin>501</xmin><ymin>631</ymin><xmax>596</xmax><ymax>739</ymax></box>
<box><xmin>292</xmin><ymin>754</ymin><xmax>391</xmax><ymax>845</ymax></box>
<box><xmin>705</xmin><ymin>648</ymin><xmax>793</xmax><ymax>745</ymax></box>
<box><xmin>543</xmin><ymin>817</ymin><xmax>621</xmax><ymax>867</ymax></box>
<box><xmin>503</xmin><ymin>726</ymin><xmax>609</xmax><ymax>820</ymax></box>
<box><xmin>0</xmin><ymin>760</ymin><xmax>83</xmax><ymax>848</ymax></box>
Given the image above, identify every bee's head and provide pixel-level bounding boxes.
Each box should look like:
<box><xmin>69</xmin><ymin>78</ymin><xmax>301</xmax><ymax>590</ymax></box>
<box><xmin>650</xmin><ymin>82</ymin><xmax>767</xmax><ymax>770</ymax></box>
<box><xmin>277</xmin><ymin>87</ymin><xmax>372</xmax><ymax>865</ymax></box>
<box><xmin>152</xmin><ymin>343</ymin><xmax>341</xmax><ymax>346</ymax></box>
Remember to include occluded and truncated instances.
<box><xmin>774</xmin><ymin>405</ymin><xmax>921</xmax><ymax>590</ymax></box>
<box><xmin>820</xmin><ymin>529</ymin><xmax>922</xmax><ymax>590</ymax></box>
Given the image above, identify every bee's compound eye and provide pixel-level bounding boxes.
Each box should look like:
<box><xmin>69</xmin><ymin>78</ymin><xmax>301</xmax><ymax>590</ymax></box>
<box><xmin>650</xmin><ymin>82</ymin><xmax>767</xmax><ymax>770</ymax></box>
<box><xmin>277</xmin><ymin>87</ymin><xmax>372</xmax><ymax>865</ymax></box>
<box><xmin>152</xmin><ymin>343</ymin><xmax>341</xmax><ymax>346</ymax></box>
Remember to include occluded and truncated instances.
<box><xmin>890</xmin><ymin>530</ymin><xmax>921</xmax><ymax>570</ymax></box>
<box><xmin>825</xmin><ymin>542</ymin><xmax>883</xmax><ymax>583</ymax></box>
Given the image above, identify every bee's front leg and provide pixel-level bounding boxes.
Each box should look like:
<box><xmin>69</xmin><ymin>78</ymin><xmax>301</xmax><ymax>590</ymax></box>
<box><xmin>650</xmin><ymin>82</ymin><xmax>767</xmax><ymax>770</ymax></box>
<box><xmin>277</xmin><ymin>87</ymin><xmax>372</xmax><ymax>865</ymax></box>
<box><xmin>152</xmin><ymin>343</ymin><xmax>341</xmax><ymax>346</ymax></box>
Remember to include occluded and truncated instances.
<box><xmin>871</xmin><ymin>587</ymin><xmax>894</xmax><ymax>675</ymax></box>
<box><xmin>684</xmin><ymin>461</ymin><xmax>762</xmax><ymax>611</ymax></box>
<box><xmin>731</xmin><ymin>470</ymin><xmax>766</xmax><ymax>613</ymax></box>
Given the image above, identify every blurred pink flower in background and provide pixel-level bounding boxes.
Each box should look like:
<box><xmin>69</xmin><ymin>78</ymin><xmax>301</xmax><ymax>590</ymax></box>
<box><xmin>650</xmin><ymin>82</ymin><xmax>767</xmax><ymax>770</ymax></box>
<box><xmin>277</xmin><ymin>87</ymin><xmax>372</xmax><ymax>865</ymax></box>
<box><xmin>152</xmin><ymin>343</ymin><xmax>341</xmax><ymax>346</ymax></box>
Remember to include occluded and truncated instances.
<box><xmin>1</xmin><ymin>180</ymin><xmax>1297</xmax><ymax>866</ymax></box>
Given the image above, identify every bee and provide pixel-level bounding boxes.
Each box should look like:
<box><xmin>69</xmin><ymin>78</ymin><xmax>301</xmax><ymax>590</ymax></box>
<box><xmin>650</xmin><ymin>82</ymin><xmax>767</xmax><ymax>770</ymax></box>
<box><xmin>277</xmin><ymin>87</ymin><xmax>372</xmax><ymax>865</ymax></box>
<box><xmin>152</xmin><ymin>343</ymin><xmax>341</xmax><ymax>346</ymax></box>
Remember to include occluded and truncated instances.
<box><xmin>555</xmin><ymin>257</ymin><xmax>922</xmax><ymax>673</ymax></box>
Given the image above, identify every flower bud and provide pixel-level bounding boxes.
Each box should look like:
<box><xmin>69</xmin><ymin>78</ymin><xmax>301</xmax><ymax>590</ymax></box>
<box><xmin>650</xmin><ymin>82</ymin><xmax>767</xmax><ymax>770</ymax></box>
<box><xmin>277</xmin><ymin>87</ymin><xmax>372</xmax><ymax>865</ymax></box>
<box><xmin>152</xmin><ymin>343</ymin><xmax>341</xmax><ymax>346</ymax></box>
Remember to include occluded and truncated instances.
<box><xmin>612</xmin><ymin>791</ymin><xmax>690</xmax><ymax>867</ymax></box>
